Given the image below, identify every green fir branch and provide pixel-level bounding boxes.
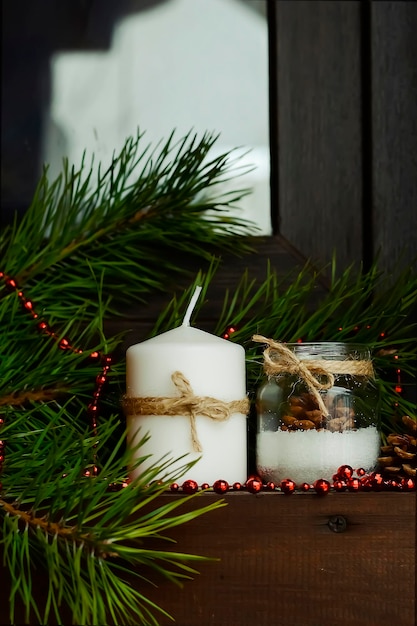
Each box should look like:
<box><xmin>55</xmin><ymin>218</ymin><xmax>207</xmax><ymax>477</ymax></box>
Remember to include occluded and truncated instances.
<box><xmin>152</xmin><ymin>258</ymin><xmax>417</xmax><ymax>434</ymax></box>
<box><xmin>1</xmin><ymin>130</ymin><xmax>257</xmax><ymax>319</ymax></box>
<box><xmin>1</xmin><ymin>408</ymin><xmax>226</xmax><ymax>625</ymax></box>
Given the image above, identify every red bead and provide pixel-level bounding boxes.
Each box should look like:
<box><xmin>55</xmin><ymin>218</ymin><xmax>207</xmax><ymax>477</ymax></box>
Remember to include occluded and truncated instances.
<box><xmin>333</xmin><ymin>479</ymin><xmax>347</xmax><ymax>492</ymax></box>
<box><xmin>101</xmin><ymin>355</ymin><xmax>112</xmax><ymax>366</ymax></box>
<box><xmin>59</xmin><ymin>338</ymin><xmax>71</xmax><ymax>350</ymax></box>
<box><xmin>337</xmin><ymin>465</ymin><xmax>354</xmax><ymax>480</ymax></box>
<box><xmin>232</xmin><ymin>482</ymin><xmax>242</xmax><ymax>491</ymax></box>
<box><xmin>245</xmin><ymin>477</ymin><xmax>263</xmax><ymax>493</ymax></box>
<box><xmin>96</xmin><ymin>374</ymin><xmax>107</xmax><ymax>386</ymax></box>
<box><xmin>170</xmin><ymin>483</ymin><xmax>179</xmax><ymax>492</ymax></box>
<box><xmin>0</xmin><ymin>271</ymin><xmax>4</xmax><ymax>279</ymax></box>
<box><xmin>347</xmin><ymin>477</ymin><xmax>361</xmax><ymax>492</ymax></box>
<box><xmin>300</xmin><ymin>482</ymin><xmax>311</xmax><ymax>492</ymax></box>
<box><xmin>384</xmin><ymin>478</ymin><xmax>401</xmax><ymax>491</ymax></box>
<box><xmin>313</xmin><ymin>479</ymin><xmax>331</xmax><ymax>495</ymax></box>
<box><xmin>89</xmin><ymin>351</ymin><xmax>100</xmax><ymax>361</ymax></box>
<box><xmin>360</xmin><ymin>476</ymin><xmax>372</xmax><ymax>491</ymax></box>
<box><xmin>356</xmin><ymin>467</ymin><xmax>366</xmax><ymax>477</ymax></box>
<box><xmin>213</xmin><ymin>479</ymin><xmax>229</xmax><ymax>494</ymax></box>
<box><xmin>23</xmin><ymin>300</ymin><xmax>33</xmax><ymax>311</ymax></box>
<box><xmin>182</xmin><ymin>479</ymin><xmax>199</xmax><ymax>494</ymax></box>
<box><xmin>5</xmin><ymin>278</ymin><xmax>17</xmax><ymax>289</ymax></box>
<box><xmin>401</xmin><ymin>477</ymin><xmax>416</xmax><ymax>491</ymax></box>
<box><xmin>265</xmin><ymin>481</ymin><xmax>276</xmax><ymax>491</ymax></box>
<box><xmin>369</xmin><ymin>472</ymin><xmax>384</xmax><ymax>491</ymax></box>
<box><xmin>280</xmin><ymin>478</ymin><xmax>296</xmax><ymax>494</ymax></box>
<box><xmin>87</xmin><ymin>403</ymin><xmax>99</xmax><ymax>414</ymax></box>
<box><xmin>37</xmin><ymin>321</ymin><xmax>49</xmax><ymax>332</ymax></box>
<box><xmin>201</xmin><ymin>482</ymin><xmax>210</xmax><ymax>490</ymax></box>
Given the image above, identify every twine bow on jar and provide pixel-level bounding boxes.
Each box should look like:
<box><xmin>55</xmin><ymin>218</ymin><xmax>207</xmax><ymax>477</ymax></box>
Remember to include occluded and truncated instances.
<box><xmin>252</xmin><ymin>335</ymin><xmax>375</xmax><ymax>419</ymax></box>
<box><xmin>122</xmin><ymin>371</ymin><xmax>250</xmax><ymax>453</ymax></box>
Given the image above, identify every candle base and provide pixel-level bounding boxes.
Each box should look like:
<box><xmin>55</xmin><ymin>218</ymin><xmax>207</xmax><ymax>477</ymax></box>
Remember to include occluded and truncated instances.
<box><xmin>127</xmin><ymin>413</ymin><xmax>247</xmax><ymax>485</ymax></box>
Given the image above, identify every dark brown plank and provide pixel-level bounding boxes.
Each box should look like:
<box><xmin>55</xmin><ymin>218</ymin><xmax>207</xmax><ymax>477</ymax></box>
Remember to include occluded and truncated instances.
<box><xmin>271</xmin><ymin>1</ymin><xmax>363</xmax><ymax>272</ymax></box>
<box><xmin>1</xmin><ymin>492</ymin><xmax>415</xmax><ymax>625</ymax></box>
<box><xmin>141</xmin><ymin>491</ymin><xmax>417</xmax><ymax>626</ymax></box>
<box><xmin>370</xmin><ymin>2</ymin><xmax>417</xmax><ymax>273</ymax></box>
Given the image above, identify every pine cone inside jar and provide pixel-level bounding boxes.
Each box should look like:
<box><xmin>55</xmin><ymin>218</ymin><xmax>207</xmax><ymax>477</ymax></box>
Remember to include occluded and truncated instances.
<box><xmin>378</xmin><ymin>415</ymin><xmax>417</xmax><ymax>477</ymax></box>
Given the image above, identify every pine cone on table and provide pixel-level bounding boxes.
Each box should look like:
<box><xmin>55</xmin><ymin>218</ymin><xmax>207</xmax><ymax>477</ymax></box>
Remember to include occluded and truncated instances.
<box><xmin>378</xmin><ymin>415</ymin><xmax>417</xmax><ymax>477</ymax></box>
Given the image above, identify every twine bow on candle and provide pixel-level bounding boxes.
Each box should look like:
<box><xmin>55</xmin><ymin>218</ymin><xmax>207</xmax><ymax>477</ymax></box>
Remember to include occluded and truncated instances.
<box><xmin>252</xmin><ymin>335</ymin><xmax>375</xmax><ymax>418</ymax></box>
<box><xmin>122</xmin><ymin>371</ymin><xmax>249</xmax><ymax>452</ymax></box>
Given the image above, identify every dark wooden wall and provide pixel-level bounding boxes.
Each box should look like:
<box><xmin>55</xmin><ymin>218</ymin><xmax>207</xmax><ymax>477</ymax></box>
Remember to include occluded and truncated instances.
<box><xmin>3</xmin><ymin>1</ymin><xmax>416</xmax><ymax>277</ymax></box>
<box><xmin>268</xmin><ymin>0</ymin><xmax>417</xmax><ymax>275</ymax></box>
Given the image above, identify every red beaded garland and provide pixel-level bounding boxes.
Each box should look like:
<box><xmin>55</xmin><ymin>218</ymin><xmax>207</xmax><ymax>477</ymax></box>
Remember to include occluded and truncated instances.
<box><xmin>163</xmin><ymin>468</ymin><xmax>416</xmax><ymax>497</ymax></box>
<box><xmin>0</xmin><ymin>270</ymin><xmax>113</xmax><ymax>478</ymax></box>
<box><xmin>0</xmin><ymin>275</ymin><xmax>412</xmax><ymax>500</ymax></box>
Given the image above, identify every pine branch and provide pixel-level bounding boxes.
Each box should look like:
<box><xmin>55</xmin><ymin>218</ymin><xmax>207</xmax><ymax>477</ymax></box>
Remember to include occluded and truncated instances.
<box><xmin>152</xmin><ymin>258</ymin><xmax>417</xmax><ymax>434</ymax></box>
<box><xmin>1</xmin><ymin>406</ymin><xmax>226</xmax><ymax>625</ymax></box>
<box><xmin>1</xmin><ymin>130</ymin><xmax>257</xmax><ymax>320</ymax></box>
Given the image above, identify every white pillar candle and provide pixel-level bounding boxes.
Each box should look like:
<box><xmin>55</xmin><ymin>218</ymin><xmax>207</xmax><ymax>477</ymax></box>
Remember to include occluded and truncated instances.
<box><xmin>125</xmin><ymin>287</ymin><xmax>248</xmax><ymax>485</ymax></box>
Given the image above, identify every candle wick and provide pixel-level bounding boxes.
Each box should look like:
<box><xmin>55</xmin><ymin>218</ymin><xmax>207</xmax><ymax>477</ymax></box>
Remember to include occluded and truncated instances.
<box><xmin>182</xmin><ymin>285</ymin><xmax>203</xmax><ymax>327</ymax></box>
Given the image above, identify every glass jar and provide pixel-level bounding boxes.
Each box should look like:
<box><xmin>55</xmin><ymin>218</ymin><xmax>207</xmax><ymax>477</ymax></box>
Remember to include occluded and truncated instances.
<box><xmin>256</xmin><ymin>342</ymin><xmax>380</xmax><ymax>485</ymax></box>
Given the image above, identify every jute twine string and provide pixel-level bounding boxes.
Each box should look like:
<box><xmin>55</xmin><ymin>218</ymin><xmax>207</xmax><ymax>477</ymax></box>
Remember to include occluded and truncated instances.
<box><xmin>122</xmin><ymin>370</ymin><xmax>250</xmax><ymax>453</ymax></box>
<box><xmin>252</xmin><ymin>335</ymin><xmax>374</xmax><ymax>418</ymax></box>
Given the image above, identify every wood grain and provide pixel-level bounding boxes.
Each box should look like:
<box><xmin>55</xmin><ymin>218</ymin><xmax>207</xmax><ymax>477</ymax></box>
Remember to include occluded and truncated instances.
<box><xmin>1</xmin><ymin>490</ymin><xmax>415</xmax><ymax>625</ymax></box>
<box><xmin>370</xmin><ymin>1</ymin><xmax>417</xmax><ymax>273</ymax></box>
<box><xmin>103</xmin><ymin>234</ymin><xmax>323</xmax><ymax>353</ymax></box>
<box><xmin>272</xmin><ymin>1</ymin><xmax>363</xmax><ymax>272</ymax></box>
<box><xmin>140</xmin><ymin>491</ymin><xmax>417</xmax><ymax>626</ymax></box>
